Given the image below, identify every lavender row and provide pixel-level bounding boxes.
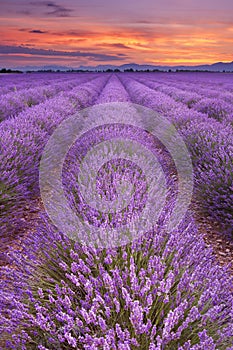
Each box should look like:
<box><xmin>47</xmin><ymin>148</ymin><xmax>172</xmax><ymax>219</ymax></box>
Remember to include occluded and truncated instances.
<box><xmin>0</xmin><ymin>73</ymin><xmax>233</xmax><ymax>349</ymax></box>
<box><xmin>139</xmin><ymin>72</ymin><xmax>233</xmax><ymax>95</ymax></box>
<box><xmin>135</xmin><ymin>72</ymin><xmax>233</xmax><ymax>102</ymax></box>
<box><xmin>133</xmin><ymin>75</ymin><xmax>233</xmax><ymax>122</ymax></box>
<box><xmin>0</xmin><ymin>74</ymin><xmax>98</xmax><ymax>121</ymax></box>
<box><xmin>119</xmin><ymin>75</ymin><xmax>233</xmax><ymax>234</ymax></box>
<box><xmin>133</xmin><ymin>77</ymin><xmax>202</xmax><ymax>107</ymax></box>
<box><xmin>96</xmin><ymin>74</ymin><xmax>131</xmax><ymax>103</ymax></box>
<box><xmin>1</xmin><ymin>170</ymin><xmax>232</xmax><ymax>349</ymax></box>
<box><xmin>0</xmin><ymin>74</ymin><xmax>109</xmax><ymax>239</ymax></box>
<box><xmin>0</xmin><ymin>73</ymin><xmax>82</xmax><ymax>95</ymax></box>
<box><xmin>61</xmin><ymin>76</ymin><xmax>177</xmax><ymax>244</ymax></box>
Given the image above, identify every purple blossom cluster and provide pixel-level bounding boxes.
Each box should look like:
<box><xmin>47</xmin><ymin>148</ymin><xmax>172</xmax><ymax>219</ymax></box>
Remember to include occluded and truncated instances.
<box><xmin>61</xmin><ymin>121</ymin><xmax>176</xmax><ymax>245</ymax></box>
<box><xmin>0</xmin><ymin>74</ymin><xmax>109</xmax><ymax>249</ymax></box>
<box><xmin>180</xmin><ymin>119</ymin><xmax>233</xmax><ymax>233</ymax></box>
<box><xmin>192</xmin><ymin>97</ymin><xmax>233</xmax><ymax>123</ymax></box>
<box><xmin>1</xmin><ymin>217</ymin><xmax>233</xmax><ymax>349</ymax></box>
<box><xmin>0</xmin><ymin>73</ymin><xmax>68</xmax><ymax>95</ymax></box>
<box><xmin>0</xmin><ymin>72</ymin><xmax>233</xmax><ymax>349</ymax></box>
<box><xmin>96</xmin><ymin>75</ymin><xmax>131</xmax><ymax>103</ymax></box>
<box><xmin>0</xmin><ymin>74</ymin><xmax>97</xmax><ymax>121</ymax></box>
<box><xmin>133</xmin><ymin>72</ymin><xmax>233</xmax><ymax>120</ymax></box>
<box><xmin>119</xmin><ymin>74</ymin><xmax>233</xmax><ymax>234</ymax></box>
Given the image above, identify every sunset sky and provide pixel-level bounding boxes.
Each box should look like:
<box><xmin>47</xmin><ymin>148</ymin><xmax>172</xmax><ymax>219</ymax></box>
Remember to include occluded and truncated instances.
<box><xmin>1</xmin><ymin>0</ymin><xmax>233</xmax><ymax>68</ymax></box>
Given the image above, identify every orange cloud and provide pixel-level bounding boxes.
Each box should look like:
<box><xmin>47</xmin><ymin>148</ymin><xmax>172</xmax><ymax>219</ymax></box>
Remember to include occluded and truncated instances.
<box><xmin>1</xmin><ymin>15</ymin><xmax>233</xmax><ymax>67</ymax></box>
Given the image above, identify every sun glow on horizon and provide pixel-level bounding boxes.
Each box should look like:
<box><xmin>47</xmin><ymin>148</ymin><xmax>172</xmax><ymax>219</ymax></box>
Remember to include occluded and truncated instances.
<box><xmin>0</xmin><ymin>0</ymin><xmax>233</xmax><ymax>67</ymax></box>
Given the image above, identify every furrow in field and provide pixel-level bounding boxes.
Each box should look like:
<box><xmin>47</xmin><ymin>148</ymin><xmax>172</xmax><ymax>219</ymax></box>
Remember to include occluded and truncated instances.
<box><xmin>119</xmin><ymin>74</ymin><xmax>233</xmax><ymax>237</ymax></box>
<box><xmin>0</xmin><ymin>73</ymin><xmax>99</xmax><ymax>122</ymax></box>
<box><xmin>0</xmin><ymin>74</ymin><xmax>110</xmax><ymax>262</ymax></box>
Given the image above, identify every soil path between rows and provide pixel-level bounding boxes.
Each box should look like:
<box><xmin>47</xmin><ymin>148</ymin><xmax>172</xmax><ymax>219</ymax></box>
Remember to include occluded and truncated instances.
<box><xmin>1</xmin><ymin>198</ymin><xmax>233</xmax><ymax>275</ymax></box>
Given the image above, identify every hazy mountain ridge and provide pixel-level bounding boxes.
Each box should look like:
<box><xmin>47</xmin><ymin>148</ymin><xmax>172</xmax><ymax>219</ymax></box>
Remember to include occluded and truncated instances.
<box><xmin>10</xmin><ymin>61</ymin><xmax>233</xmax><ymax>72</ymax></box>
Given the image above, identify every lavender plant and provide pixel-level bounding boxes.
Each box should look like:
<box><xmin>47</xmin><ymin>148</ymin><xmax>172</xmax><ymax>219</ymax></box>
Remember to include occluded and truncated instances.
<box><xmin>0</xmin><ymin>75</ymin><xmax>109</xmax><ymax>241</ymax></box>
<box><xmin>180</xmin><ymin>118</ymin><xmax>233</xmax><ymax>234</ymax></box>
<box><xmin>0</xmin><ymin>216</ymin><xmax>233</xmax><ymax>349</ymax></box>
<box><xmin>1</xmin><ymin>72</ymin><xmax>233</xmax><ymax>350</ymax></box>
<box><xmin>0</xmin><ymin>74</ymin><xmax>95</xmax><ymax>121</ymax></box>
<box><xmin>119</xmin><ymin>74</ymin><xmax>233</xmax><ymax>235</ymax></box>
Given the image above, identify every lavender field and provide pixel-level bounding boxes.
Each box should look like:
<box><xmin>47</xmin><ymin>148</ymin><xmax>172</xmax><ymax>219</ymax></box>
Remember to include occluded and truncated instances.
<box><xmin>0</xmin><ymin>72</ymin><xmax>233</xmax><ymax>349</ymax></box>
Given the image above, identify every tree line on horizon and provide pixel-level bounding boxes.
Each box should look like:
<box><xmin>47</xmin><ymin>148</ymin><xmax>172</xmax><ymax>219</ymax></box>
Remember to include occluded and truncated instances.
<box><xmin>0</xmin><ymin>67</ymin><xmax>232</xmax><ymax>74</ymax></box>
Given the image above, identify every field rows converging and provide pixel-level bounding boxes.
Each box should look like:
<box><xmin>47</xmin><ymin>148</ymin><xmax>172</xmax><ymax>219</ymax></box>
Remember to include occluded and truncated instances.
<box><xmin>0</xmin><ymin>74</ymin><xmax>110</xmax><ymax>256</ymax></box>
<box><xmin>0</xmin><ymin>74</ymin><xmax>104</xmax><ymax>121</ymax></box>
<box><xmin>0</xmin><ymin>72</ymin><xmax>233</xmax><ymax>350</ymax></box>
<box><xmin>118</xmin><ymin>74</ymin><xmax>233</xmax><ymax>233</ymax></box>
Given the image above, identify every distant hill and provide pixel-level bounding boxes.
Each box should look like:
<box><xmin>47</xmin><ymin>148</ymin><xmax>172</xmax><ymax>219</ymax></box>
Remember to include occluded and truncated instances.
<box><xmin>90</xmin><ymin>61</ymin><xmax>233</xmax><ymax>72</ymax></box>
<box><xmin>5</xmin><ymin>61</ymin><xmax>233</xmax><ymax>73</ymax></box>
